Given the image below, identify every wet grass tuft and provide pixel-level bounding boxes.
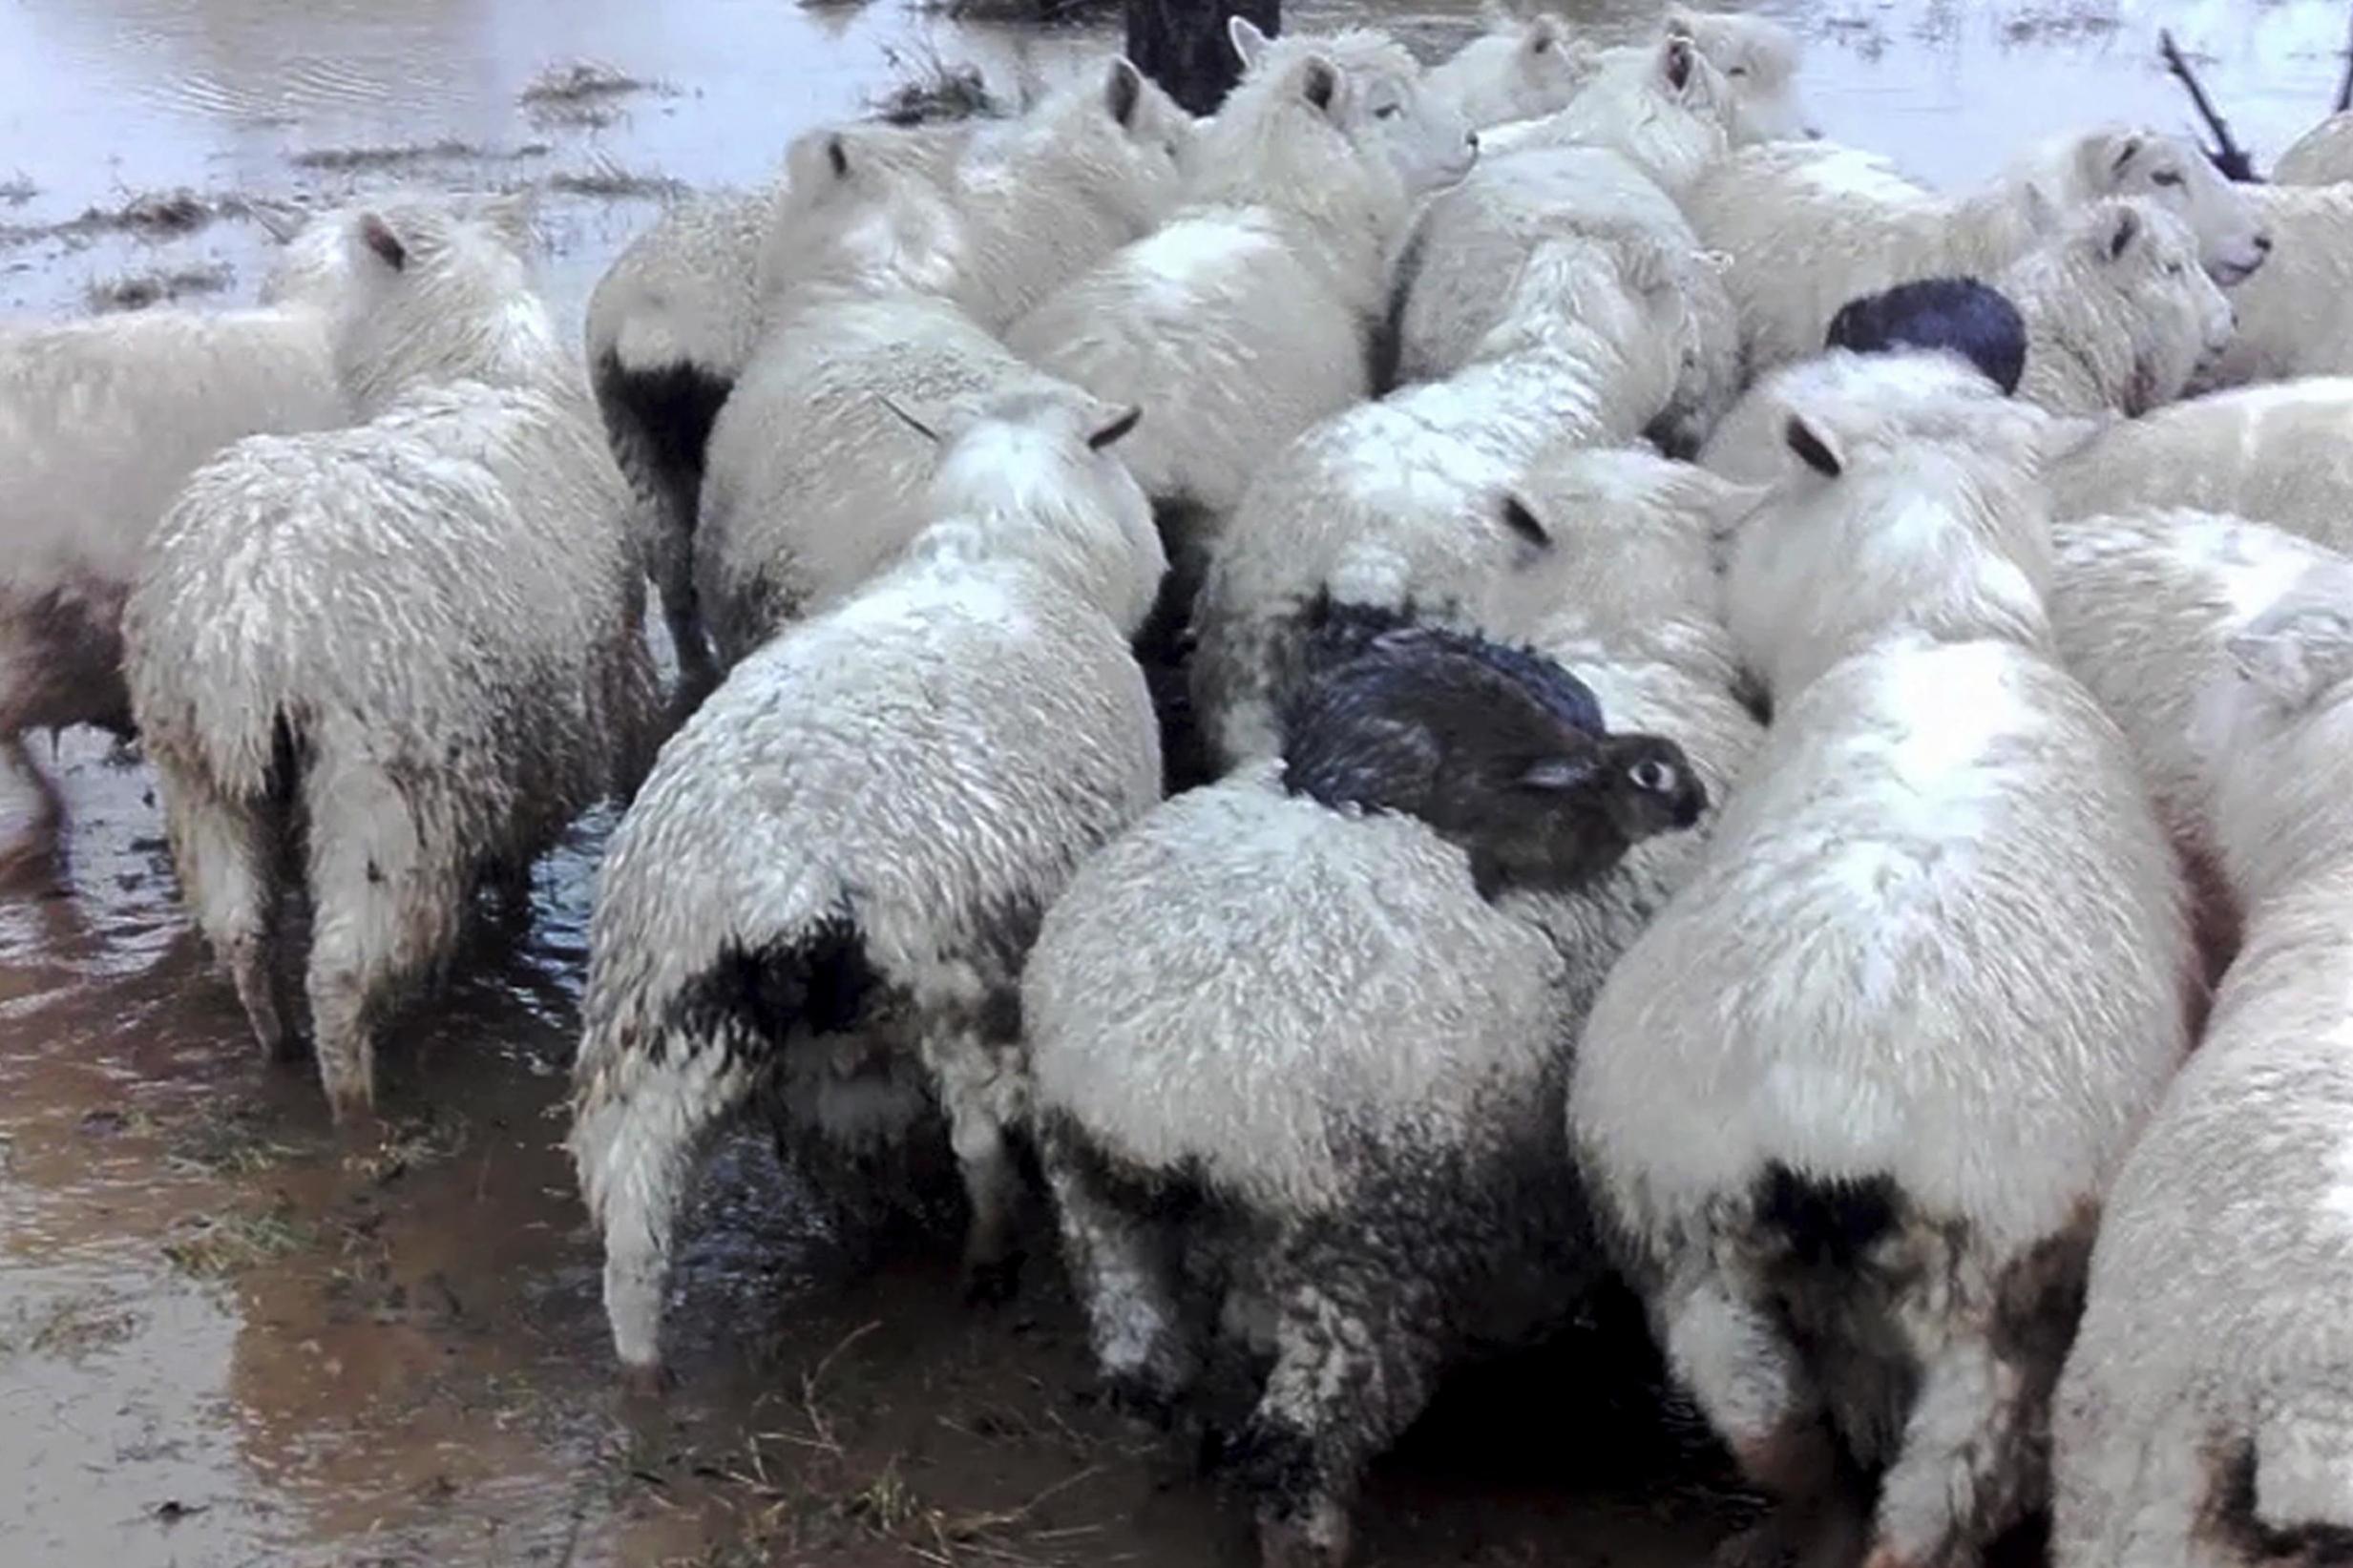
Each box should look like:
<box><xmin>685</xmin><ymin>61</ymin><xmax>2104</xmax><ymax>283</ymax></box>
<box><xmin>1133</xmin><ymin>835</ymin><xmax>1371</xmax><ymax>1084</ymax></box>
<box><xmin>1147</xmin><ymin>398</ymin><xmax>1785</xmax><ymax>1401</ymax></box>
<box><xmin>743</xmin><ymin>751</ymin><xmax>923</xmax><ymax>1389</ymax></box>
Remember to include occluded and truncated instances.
<box><xmin>85</xmin><ymin>261</ymin><xmax>237</xmax><ymax>313</ymax></box>
<box><xmin>165</xmin><ymin>1100</ymin><xmax>317</xmax><ymax>1178</ymax></box>
<box><xmin>0</xmin><ymin>188</ymin><xmax>257</xmax><ymax>249</ymax></box>
<box><xmin>0</xmin><ymin>1288</ymin><xmax>142</xmax><ymax>1364</ymax></box>
<box><xmin>162</xmin><ymin>1201</ymin><xmax>315</xmax><ymax>1279</ymax></box>
<box><xmin>869</xmin><ymin>48</ymin><xmax>1006</xmax><ymax>126</ymax></box>
<box><xmin>547</xmin><ymin>160</ymin><xmax>690</xmax><ymax>201</ymax></box>
<box><xmin>344</xmin><ymin>1105</ymin><xmax>471</xmax><ymax>1185</ymax></box>
<box><xmin>521</xmin><ymin>60</ymin><xmax>665</xmax><ymax>106</ymax></box>
<box><xmin>288</xmin><ymin>139</ymin><xmax>553</xmax><ymax>172</ymax></box>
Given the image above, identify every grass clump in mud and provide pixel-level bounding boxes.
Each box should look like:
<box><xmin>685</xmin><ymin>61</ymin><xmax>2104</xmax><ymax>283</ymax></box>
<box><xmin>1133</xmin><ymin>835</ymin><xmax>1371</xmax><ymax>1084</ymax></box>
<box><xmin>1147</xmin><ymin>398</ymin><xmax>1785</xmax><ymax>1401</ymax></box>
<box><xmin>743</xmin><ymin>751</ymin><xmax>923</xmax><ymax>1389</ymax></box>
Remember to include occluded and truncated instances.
<box><xmin>164</xmin><ymin>1099</ymin><xmax>317</xmax><ymax>1178</ymax></box>
<box><xmin>289</xmin><ymin>139</ymin><xmax>553</xmax><ymax>172</ymax></box>
<box><xmin>869</xmin><ymin>46</ymin><xmax>1007</xmax><ymax>126</ymax></box>
<box><xmin>85</xmin><ymin>261</ymin><xmax>236</xmax><ymax>313</ymax></box>
<box><xmin>163</xmin><ymin>1200</ymin><xmax>314</xmax><ymax>1280</ymax></box>
<box><xmin>548</xmin><ymin>160</ymin><xmax>690</xmax><ymax>201</ymax></box>
<box><xmin>0</xmin><ymin>1289</ymin><xmax>141</xmax><ymax>1364</ymax></box>
<box><xmin>343</xmin><ymin>1105</ymin><xmax>471</xmax><ymax>1185</ymax></box>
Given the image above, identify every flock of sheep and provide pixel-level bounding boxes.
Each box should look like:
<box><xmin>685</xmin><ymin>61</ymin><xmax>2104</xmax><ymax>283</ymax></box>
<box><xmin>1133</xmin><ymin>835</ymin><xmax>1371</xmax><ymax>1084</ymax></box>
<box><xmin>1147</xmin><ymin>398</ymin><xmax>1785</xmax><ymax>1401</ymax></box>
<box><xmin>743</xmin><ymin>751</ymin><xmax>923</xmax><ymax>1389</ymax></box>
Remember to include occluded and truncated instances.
<box><xmin>5</xmin><ymin>4</ymin><xmax>2353</xmax><ymax>1565</ymax></box>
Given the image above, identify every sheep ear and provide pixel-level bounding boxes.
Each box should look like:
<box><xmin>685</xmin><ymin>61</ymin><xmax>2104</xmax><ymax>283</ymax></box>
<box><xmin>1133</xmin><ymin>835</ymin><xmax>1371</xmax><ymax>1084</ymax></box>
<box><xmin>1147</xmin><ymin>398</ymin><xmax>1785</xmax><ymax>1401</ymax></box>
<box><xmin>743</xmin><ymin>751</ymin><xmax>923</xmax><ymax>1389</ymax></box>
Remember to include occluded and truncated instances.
<box><xmin>2110</xmin><ymin>133</ymin><xmax>2145</xmax><ymax>178</ymax></box>
<box><xmin>1105</xmin><ymin>56</ymin><xmax>1145</xmax><ymax>128</ymax></box>
<box><xmin>1662</xmin><ymin>33</ymin><xmax>1695</xmax><ymax>94</ymax></box>
<box><xmin>356</xmin><ymin>213</ymin><xmax>408</xmax><ymax>272</ymax></box>
<box><xmin>1300</xmin><ymin>56</ymin><xmax>1341</xmax><ymax>115</ymax></box>
<box><xmin>1498</xmin><ymin>493</ymin><xmax>1551</xmax><ymax>547</ymax></box>
<box><xmin>2102</xmin><ymin>201</ymin><xmax>2143</xmax><ymax>261</ymax></box>
<box><xmin>1229</xmin><ymin>16</ymin><xmax>1271</xmax><ymax>71</ymax></box>
<box><xmin>1086</xmin><ymin>403</ymin><xmax>1143</xmax><ymax>450</ymax></box>
<box><xmin>1521</xmin><ymin>753</ymin><xmax>1597</xmax><ymax>791</ymax></box>
<box><xmin>1785</xmin><ymin>412</ymin><xmax>1843</xmax><ymax>477</ymax></box>
<box><xmin>787</xmin><ymin>126</ymin><xmax>856</xmax><ymax>191</ymax></box>
<box><xmin>2228</xmin><ymin>600</ymin><xmax>2353</xmax><ymax>709</ymax></box>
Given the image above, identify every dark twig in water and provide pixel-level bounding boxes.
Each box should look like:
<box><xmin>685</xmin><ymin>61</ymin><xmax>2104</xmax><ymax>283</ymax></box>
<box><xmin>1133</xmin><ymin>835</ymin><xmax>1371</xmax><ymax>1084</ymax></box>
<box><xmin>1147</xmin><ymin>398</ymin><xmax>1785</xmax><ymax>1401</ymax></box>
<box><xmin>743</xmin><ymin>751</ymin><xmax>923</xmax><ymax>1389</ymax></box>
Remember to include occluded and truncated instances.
<box><xmin>2338</xmin><ymin>4</ymin><xmax>2353</xmax><ymax>113</ymax></box>
<box><xmin>2158</xmin><ymin>30</ymin><xmax>2259</xmax><ymax>182</ymax></box>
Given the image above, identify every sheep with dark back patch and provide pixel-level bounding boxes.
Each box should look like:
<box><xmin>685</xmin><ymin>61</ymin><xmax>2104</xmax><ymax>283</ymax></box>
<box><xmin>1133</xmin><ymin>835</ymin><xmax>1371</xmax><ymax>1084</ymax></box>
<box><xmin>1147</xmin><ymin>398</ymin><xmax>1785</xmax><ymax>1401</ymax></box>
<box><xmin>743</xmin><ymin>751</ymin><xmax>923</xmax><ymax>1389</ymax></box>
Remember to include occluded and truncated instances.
<box><xmin>570</xmin><ymin>385</ymin><xmax>1165</xmax><ymax>1387</ymax></box>
<box><xmin>1026</xmin><ymin>619</ymin><xmax>1703</xmax><ymax>1568</ymax></box>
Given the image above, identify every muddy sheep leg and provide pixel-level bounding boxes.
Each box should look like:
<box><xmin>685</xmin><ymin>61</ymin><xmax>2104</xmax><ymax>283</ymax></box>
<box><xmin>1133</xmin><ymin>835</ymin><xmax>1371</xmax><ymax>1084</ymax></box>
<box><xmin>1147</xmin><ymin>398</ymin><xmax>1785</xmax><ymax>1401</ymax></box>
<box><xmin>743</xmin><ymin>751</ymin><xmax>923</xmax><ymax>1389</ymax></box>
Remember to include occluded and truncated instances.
<box><xmin>157</xmin><ymin>756</ymin><xmax>292</xmax><ymax>1060</ymax></box>
<box><xmin>1864</xmin><ymin>1227</ymin><xmax>2092</xmax><ymax>1568</ymax></box>
<box><xmin>920</xmin><ymin>1007</ymin><xmax>1030</xmax><ymax>1304</ymax></box>
<box><xmin>1656</xmin><ymin>1255</ymin><xmax>1866</xmax><ymax>1568</ymax></box>
<box><xmin>573</xmin><ymin>1039</ymin><xmax>752</xmax><ymax>1392</ymax></box>
<box><xmin>1040</xmin><ymin>1121</ymin><xmax>1202</xmax><ymax>1423</ymax></box>
<box><xmin>298</xmin><ymin>750</ymin><xmax>466</xmax><ymax>1127</ymax></box>
<box><xmin>1228</xmin><ymin>1222</ymin><xmax>1450</xmax><ymax>1568</ymax></box>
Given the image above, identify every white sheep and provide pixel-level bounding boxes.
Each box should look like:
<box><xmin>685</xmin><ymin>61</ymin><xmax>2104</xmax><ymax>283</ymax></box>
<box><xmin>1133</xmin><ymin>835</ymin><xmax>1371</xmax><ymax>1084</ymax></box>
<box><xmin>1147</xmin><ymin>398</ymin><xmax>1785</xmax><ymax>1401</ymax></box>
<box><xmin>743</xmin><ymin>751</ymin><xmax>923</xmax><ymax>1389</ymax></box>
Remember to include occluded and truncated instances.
<box><xmin>1423</xmin><ymin>9</ymin><xmax>1596</xmax><ymax>132</ymax></box>
<box><xmin>2050</xmin><ymin>590</ymin><xmax>2353</xmax><ymax>1567</ymax></box>
<box><xmin>123</xmin><ymin>194</ymin><xmax>661</xmax><ymax>1126</ymax></box>
<box><xmin>1475</xmin><ymin>29</ymin><xmax>1733</xmax><ymax>192</ymax></box>
<box><xmin>1026</xmin><ymin>620</ymin><xmax>1708</xmax><ymax>1568</ymax></box>
<box><xmin>2003</xmin><ymin>198</ymin><xmax>2236</xmax><ymax>418</ymax></box>
<box><xmin>2047</xmin><ymin>377</ymin><xmax>2353</xmax><ymax>550</ymax></box>
<box><xmin>568</xmin><ymin>386</ymin><xmax>1166</xmax><ymax>1385</ymax></box>
<box><xmin>2272</xmin><ymin>111</ymin><xmax>2353</xmax><ymax>185</ymax></box>
<box><xmin>1189</xmin><ymin>228</ymin><xmax>1696</xmax><ymax>769</ymax></box>
<box><xmin>1573</xmin><ymin>368</ymin><xmax>2191</xmax><ymax>1568</ymax></box>
<box><xmin>1661</xmin><ymin>4</ymin><xmax>1814</xmax><ymax>144</ymax></box>
<box><xmin>2046</xmin><ymin>509</ymin><xmax>2348</xmax><ymax>982</ymax></box>
<box><xmin>0</xmin><ymin>202</ymin><xmax>368</xmax><ymax>792</ymax></box>
<box><xmin>1395</xmin><ymin>31</ymin><xmax>1741</xmax><ymax>449</ymax></box>
<box><xmin>1683</xmin><ymin>124</ymin><xmax>2271</xmax><ymax>379</ymax></box>
<box><xmin>2193</xmin><ymin>180</ymin><xmax>2353</xmax><ymax>387</ymax></box>
<box><xmin>1005</xmin><ymin>19</ymin><xmax>1478</xmax><ymax>564</ymax></box>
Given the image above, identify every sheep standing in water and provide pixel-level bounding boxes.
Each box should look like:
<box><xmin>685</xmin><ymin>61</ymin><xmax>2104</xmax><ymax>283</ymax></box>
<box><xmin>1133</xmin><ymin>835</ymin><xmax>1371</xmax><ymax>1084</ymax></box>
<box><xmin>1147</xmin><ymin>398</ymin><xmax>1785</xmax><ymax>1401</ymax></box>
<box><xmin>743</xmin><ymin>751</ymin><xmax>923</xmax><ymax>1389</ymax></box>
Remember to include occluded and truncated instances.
<box><xmin>1027</xmin><ymin>620</ymin><xmax>1704</xmax><ymax>1568</ymax></box>
<box><xmin>570</xmin><ymin>387</ymin><xmax>1165</xmax><ymax>1388</ymax></box>
<box><xmin>124</xmin><ymin>195</ymin><xmax>660</xmax><ymax>1125</ymax></box>
<box><xmin>1573</xmin><ymin>368</ymin><xmax>2191</xmax><ymax>1568</ymax></box>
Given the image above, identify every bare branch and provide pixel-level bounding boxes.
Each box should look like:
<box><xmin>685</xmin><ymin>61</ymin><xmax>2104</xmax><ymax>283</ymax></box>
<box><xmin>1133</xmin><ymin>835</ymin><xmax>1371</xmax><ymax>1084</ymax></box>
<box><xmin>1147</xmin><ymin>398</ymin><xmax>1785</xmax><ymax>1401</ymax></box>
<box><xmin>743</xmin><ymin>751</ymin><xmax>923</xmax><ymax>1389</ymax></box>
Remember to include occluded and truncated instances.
<box><xmin>2159</xmin><ymin>29</ymin><xmax>2260</xmax><ymax>183</ymax></box>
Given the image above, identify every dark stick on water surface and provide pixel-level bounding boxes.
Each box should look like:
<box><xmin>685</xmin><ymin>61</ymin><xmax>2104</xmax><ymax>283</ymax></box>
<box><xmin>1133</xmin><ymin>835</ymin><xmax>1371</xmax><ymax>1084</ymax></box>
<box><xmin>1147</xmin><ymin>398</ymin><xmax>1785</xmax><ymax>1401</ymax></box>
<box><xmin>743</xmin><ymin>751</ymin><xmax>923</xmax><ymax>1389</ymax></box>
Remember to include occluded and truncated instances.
<box><xmin>2159</xmin><ymin>30</ymin><xmax>2259</xmax><ymax>183</ymax></box>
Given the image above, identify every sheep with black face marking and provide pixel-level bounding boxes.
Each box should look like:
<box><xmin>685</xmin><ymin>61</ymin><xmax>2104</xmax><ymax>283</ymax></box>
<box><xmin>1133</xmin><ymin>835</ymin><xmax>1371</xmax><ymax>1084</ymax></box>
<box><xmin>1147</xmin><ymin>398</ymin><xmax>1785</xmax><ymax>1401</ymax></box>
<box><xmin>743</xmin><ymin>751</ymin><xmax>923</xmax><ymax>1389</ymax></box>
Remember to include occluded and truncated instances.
<box><xmin>1683</xmin><ymin>124</ymin><xmax>2270</xmax><ymax>381</ymax></box>
<box><xmin>1005</xmin><ymin>19</ymin><xmax>1478</xmax><ymax>578</ymax></box>
<box><xmin>569</xmin><ymin>386</ymin><xmax>1164</xmax><ymax>1388</ymax></box>
<box><xmin>1396</xmin><ymin>31</ymin><xmax>1740</xmax><ymax>450</ymax></box>
<box><xmin>123</xmin><ymin>194</ymin><xmax>661</xmax><ymax>1126</ymax></box>
<box><xmin>1190</xmin><ymin>227</ymin><xmax>1696</xmax><ymax>771</ymax></box>
<box><xmin>2051</xmin><ymin>586</ymin><xmax>2353</xmax><ymax>1568</ymax></box>
<box><xmin>1573</xmin><ymin>366</ymin><xmax>2192</xmax><ymax>1568</ymax></box>
<box><xmin>1027</xmin><ymin>619</ymin><xmax>1705</xmax><ymax>1568</ymax></box>
<box><xmin>2048</xmin><ymin>378</ymin><xmax>2353</xmax><ymax>550</ymax></box>
<box><xmin>0</xmin><ymin>199</ymin><xmax>382</xmax><ymax>803</ymax></box>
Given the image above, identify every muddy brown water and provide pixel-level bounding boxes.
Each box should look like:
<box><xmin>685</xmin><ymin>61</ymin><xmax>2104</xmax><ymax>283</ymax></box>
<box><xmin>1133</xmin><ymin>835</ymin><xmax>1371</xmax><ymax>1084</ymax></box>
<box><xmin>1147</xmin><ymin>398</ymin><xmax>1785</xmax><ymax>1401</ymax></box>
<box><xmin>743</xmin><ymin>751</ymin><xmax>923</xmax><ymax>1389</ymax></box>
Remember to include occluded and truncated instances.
<box><xmin>1</xmin><ymin>1</ymin><xmax>2347</xmax><ymax>1563</ymax></box>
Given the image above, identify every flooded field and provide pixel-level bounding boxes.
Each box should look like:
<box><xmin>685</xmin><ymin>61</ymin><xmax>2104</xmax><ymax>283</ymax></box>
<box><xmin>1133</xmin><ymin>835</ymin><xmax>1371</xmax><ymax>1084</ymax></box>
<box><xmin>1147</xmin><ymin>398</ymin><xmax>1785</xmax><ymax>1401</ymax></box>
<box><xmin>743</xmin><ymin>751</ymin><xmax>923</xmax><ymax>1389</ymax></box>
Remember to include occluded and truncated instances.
<box><xmin>2</xmin><ymin>0</ymin><xmax>2349</xmax><ymax>1563</ymax></box>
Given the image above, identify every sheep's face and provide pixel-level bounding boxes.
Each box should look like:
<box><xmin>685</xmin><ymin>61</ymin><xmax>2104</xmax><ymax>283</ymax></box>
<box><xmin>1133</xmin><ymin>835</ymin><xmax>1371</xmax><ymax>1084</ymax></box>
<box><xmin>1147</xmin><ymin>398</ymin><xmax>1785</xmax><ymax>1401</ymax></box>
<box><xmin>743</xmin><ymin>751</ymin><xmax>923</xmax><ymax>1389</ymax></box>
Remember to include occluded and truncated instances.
<box><xmin>1229</xmin><ymin>20</ymin><xmax>1480</xmax><ymax>201</ymax></box>
<box><xmin>1278</xmin><ymin>620</ymin><xmax>1705</xmax><ymax>899</ymax></box>
<box><xmin>2079</xmin><ymin>199</ymin><xmax>2237</xmax><ymax>414</ymax></box>
<box><xmin>1670</xmin><ymin>8</ymin><xmax>1817</xmax><ymax>142</ymax></box>
<box><xmin>2078</xmin><ymin>128</ymin><xmax>2271</xmax><ymax>285</ymax></box>
<box><xmin>1430</xmin><ymin>14</ymin><xmax>1596</xmax><ymax>130</ymax></box>
<box><xmin>1825</xmin><ymin>277</ymin><xmax>2028</xmax><ymax>395</ymax></box>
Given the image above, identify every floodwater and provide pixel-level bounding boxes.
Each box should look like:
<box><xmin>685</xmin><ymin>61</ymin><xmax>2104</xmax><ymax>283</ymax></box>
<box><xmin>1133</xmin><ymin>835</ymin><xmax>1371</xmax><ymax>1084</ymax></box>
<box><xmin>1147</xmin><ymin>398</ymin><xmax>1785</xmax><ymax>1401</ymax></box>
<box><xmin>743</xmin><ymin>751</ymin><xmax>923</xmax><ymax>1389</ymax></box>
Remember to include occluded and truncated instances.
<box><xmin>0</xmin><ymin>0</ymin><xmax>2345</xmax><ymax>1563</ymax></box>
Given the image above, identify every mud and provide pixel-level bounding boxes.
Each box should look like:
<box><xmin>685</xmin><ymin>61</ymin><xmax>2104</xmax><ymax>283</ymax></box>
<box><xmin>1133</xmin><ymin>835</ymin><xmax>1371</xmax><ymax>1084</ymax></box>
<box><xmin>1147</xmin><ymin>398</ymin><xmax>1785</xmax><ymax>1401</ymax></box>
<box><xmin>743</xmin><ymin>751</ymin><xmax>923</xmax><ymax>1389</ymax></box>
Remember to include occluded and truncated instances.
<box><xmin>3</xmin><ymin>1</ymin><xmax>2349</xmax><ymax>1564</ymax></box>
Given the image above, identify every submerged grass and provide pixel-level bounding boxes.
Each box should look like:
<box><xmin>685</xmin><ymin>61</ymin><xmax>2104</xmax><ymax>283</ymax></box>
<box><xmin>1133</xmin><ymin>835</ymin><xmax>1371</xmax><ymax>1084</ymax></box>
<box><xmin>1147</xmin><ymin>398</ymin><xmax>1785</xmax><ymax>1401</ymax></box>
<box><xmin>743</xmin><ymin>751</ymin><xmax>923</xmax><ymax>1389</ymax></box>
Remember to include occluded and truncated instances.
<box><xmin>162</xmin><ymin>1202</ymin><xmax>315</xmax><ymax>1280</ymax></box>
<box><xmin>85</xmin><ymin>261</ymin><xmax>236</xmax><ymax>313</ymax></box>
<box><xmin>0</xmin><ymin>1289</ymin><xmax>142</xmax><ymax>1364</ymax></box>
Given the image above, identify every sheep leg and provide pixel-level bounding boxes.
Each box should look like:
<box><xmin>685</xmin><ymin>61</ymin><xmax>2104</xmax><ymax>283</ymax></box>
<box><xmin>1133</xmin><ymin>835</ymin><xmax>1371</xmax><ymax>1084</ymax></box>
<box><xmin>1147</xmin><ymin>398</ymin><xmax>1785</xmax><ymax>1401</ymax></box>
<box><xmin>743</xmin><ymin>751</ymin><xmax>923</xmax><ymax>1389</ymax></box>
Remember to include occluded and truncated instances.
<box><xmin>1656</xmin><ymin>1259</ymin><xmax>1863</xmax><ymax>1568</ymax></box>
<box><xmin>920</xmin><ymin>1017</ymin><xmax>1028</xmax><ymax>1304</ymax></box>
<box><xmin>1229</xmin><ymin>1224</ymin><xmax>1448</xmax><ymax>1568</ymax></box>
<box><xmin>1865</xmin><ymin>1228</ymin><xmax>2090</xmax><ymax>1568</ymax></box>
<box><xmin>1040</xmin><ymin>1128</ymin><xmax>1200</xmax><ymax>1423</ymax></box>
<box><xmin>572</xmin><ymin>1037</ymin><xmax>753</xmax><ymax>1390</ymax></box>
<box><xmin>155</xmin><ymin>756</ymin><xmax>294</xmax><ymax>1060</ymax></box>
<box><xmin>300</xmin><ymin>749</ymin><xmax>465</xmax><ymax>1125</ymax></box>
<box><xmin>651</xmin><ymin>513</ymin><xmax>717</xmax><ymax>700</ymax></box>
